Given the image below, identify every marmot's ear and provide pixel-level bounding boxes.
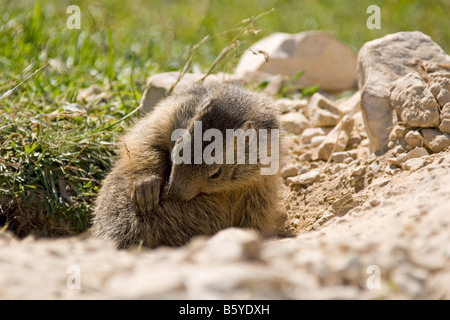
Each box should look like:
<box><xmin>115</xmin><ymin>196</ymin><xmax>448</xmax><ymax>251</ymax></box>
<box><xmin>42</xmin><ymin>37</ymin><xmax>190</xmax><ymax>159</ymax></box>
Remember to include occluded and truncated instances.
<box><xmin>241</xmin><ymin>120</ymin><xmax>255</xmax><ymax>131</ymax></box>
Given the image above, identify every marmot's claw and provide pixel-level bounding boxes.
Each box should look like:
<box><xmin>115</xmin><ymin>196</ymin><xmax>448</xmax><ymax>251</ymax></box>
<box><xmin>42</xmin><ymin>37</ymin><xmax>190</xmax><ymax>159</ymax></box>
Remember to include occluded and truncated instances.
<box><xmin>131</xmin><ymin>176</ymin><xmax>163</xmax><ymax>215</ymax></box>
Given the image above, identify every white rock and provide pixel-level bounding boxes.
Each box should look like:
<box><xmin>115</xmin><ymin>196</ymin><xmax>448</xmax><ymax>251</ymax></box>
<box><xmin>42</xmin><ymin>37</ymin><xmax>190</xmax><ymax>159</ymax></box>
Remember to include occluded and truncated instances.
<box><xmin>301</xmin><ymin>127</ymin><xmax>329</xmax><ymax>145</ymax></box>
<box><xmin>307</xmin><ymin>93</ymin><xmax>342</xmax><ymax>127</ymax></box>
<box><xmin>332</xmin><ymin>163</ymin><xmax>348</xmax><ymax>174</ymax></box>
<box><xmin>439</xmin><ymin>119</ymin><xmax>450</xmax><ymax>134</ymax></box>
<box><xmin>437</xmin><ymin>89</ymin><xmax>450</xmax><ymax>106</ymax></box>
<box><xmin>421</xmin><ymin>128</ymin><xmax>450</xmax><ymax>153</ymax></box>
<box><xmin>280</xmin><ymin>112</ymin><xmax>310</xmax><ymax>135</ymax></box>
<box><xmin>287</xmin><ymin>171</ymin><xmax>321</xmax><ymax>186</ymax></box>
<box><xmin>347</xmin><ymin>149</ymin><xmax>358</xmax><ymax>160</ymax></box>
<box><xmin>298</xmin><ymin>151</ymin><xmax>312</xmax><ymax>162</ymax></box>
<box><xmin>390</xmin><ymin>72</ymin><xmax>440</xmax><ymax>127</ymax></box>
<box><xmin>369</xmin><ymin>177</ymin><xmax>391</xmax><ymax>189</ymax></box>
<box><xmin>235</xmin><ymin>31</ymin><xmax>357</xmax><ymax>92</ymax></box>
<box><xmin>310</xmin><ymin>135</ymin><xmax>326</xmax><ymax>147</ymax></box>
<box><xmin>357</xmin><ymin>31</ymin><xmax>450</xmax><ymax>153</ymax></box>
<box><xmin>441</xmin><ymin>103</ymin><xmax>450</xmax><ymax>118</ymax></box>
<box><xmin>404</xmin><ymin>147</ymin><xmax>429</xmax><ymax>160</ymax></box>
<box><xmin>199</xmin><ymin>228</ymin><xmax>261</xmax><ymax>263</ymax></box>
<box><xmin>357</xmin><ymin>147</ymin><xmax>371</xmax><ymax>161</ymax></box>
<box><xmin>405</xmin><ymin>131</ymin><xmax>425</xmax><ymax>148</ymax></box>
<box><xmin>296</xmin><ymin>164</ymin><xmax>308</xmax><ymax>175</ymax></box>
<box><xmin>403</xmin><ymin>158</ymin><xmax>426</xmax><ymax>171</ymax></box>
<box><xmin>276</xmin><ymin>98</ymin><xmax>308</xmax><ymax>113</ymax></box>
<box><xmin>106</xmin><ymin>267</ymin><xmax>184</xmax><ymax>299</ymax></box>
<box><xmin>389</xmin><ymin>123</ymin><xmax>408</xmax><ymax>141</ymax></box>
<box><xmin>280</xmin><ymin>164</ymin><xmax>299</xmax><ymax>178</ymax></box>
<box><xmin>330</xmin><ymin>151</ymin><xmax>351</xmax><ymax>163</ymax></box>
<box><xmin>337</xmin><ymin>91</ymin><xmax>361</xmax><ymax>116</ymax></box>
<box><xmin>314</xmin><ymin>115</ymin><xmax>354</xmax><ymax>161</ymax></box>
<box><xmin>429</xmin><ymin>82</ymin><xmax>442</xmax><ymax>98</ymax></box>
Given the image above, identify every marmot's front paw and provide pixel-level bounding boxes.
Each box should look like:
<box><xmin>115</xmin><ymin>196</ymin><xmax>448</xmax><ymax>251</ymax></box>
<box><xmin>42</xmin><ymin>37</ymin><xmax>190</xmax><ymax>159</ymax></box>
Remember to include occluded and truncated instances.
<box><xmin>131</xmin><ymin>176</ymin><xmax>163</xmax><ymax>215</ymax></box>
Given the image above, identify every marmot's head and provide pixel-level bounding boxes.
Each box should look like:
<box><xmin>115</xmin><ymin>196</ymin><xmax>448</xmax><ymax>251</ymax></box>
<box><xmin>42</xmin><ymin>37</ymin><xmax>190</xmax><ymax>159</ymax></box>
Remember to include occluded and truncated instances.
<box><xmin>165</xmin><ymin>83</ymin><xmax>280</xmax><ymax>201</ymax></box>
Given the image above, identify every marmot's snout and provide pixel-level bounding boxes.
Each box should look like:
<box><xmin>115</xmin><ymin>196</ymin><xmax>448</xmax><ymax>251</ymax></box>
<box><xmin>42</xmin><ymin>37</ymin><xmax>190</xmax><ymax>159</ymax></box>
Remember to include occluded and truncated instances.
<box><xmin>166</xmin><ymin>182</ymin><xmax>196</xmax><ymax>201</ymax></box>
<box><xmin>166</xmin><ymin>170</ymin><xmax>199</xmax><ymax>201</ymax></box>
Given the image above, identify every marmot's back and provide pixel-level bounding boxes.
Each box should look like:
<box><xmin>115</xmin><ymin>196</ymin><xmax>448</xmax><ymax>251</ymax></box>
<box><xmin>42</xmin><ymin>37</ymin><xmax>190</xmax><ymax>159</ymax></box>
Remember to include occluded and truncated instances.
<box><xmin>92</xmin><ymin>82</ymin><xmax>284</xmax><ymax>249</ymax></box>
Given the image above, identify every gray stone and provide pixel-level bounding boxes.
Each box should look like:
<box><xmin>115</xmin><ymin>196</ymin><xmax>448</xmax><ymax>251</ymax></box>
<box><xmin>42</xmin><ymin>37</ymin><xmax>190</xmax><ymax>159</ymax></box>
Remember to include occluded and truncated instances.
<box><xmin>298</xmin><ymin>151</ymin><xmax>312</xmax><ymax>162</ymax></box>
<box><xmin>310</xmin><ymin>135</ymin><xmax>326</xmax><ymax>147</ymax></box>
<box><xmin>439</xmin><ymin>119</ymin><xmax>450</xmax><ymax>134</ymax></box>
<box><xmin>441</xmin><ymin>103</ymin><xmax>450</xmax><ymax>118</ymax></box>
<box><xmin>429</xmin><ymin>82</ymin><xmax>442</xmax><ymax>99</ymax></box>
<box><xmin>406</xmin><ymin>147</ymin><xmax>429</xmax><ymax>160</ymax></box>
<box><xmin>359</xmin><ymin>145</ymin><xmax>373</xmax><ymax>160</ymax></box>
<box><xmin>351</xmin><ymin>165</ymin><xmax>366</xmax><ymax>177</ymax></box>
<box><xmin>281</xmin><ymin>164</ymin><xmax>308</xmax><ymax>178</ymax></box>
<box><xmin>330</xmin><ymin>151</ymin><xmax>352</xmax><ymax>163</ymax></box>
<box><xmin>403</xmin><ymin>158</ymin><xmax>426</xmax><ymax>171</ymax></box>
<box><xmin>332</xmin><ymin>163</ymin><xmax>348</xmax><ymax>174</ymax></box>
<box><xmin>405</xmin><ymin>130</ymin><xmax>425</xmax><ymax>148</ymax></box>
<box><xmin>276</xmin><ymin>98</ymin><xmax>308</xmax><ymax>113</ymax></box>
<box><xmin>280</xmin><ymin>164</ymin><xmax>299</xmax><ymax>178</ymax></box>
<box><xmin>301</xmin><ymin>127</ymin><xmax>329</xmax><ymax>145</ymax></box>
<box><xmin>235</xmin><ymin>31</ymin><xmax>357</xmax><ymax>92</ymax></box>
<box><xmin>389</xmin><ymin>123</ymin><xmax>408</xmax><ymax>141</ymax></box>
<box><xmin>357</xmin><ymin>31</ymin><xmax>450</xmax><ymax>153</ymax></box>
<box><xmin>315</xmin><ymin>115</ymin><xmax>354</xmax><ymax>161</ymax></box>
<box><xmin>421</xmin><ymin>128</ymin><xmax>450</xmax><ymax>153</ymax></box>
<box><xmin>199</xmin><ymin>228</ymin><xmax>261</xmax><ymax>263</ymax></box>
<box><xmin>390</xmin><ymin>72</ymin><xmax>440</xmax><ymax>128</ymax></box>
<box><xmin>387</xmin><ymin>158</ymin><xmax>402</xmax><ymax>167</ymax></box>
<box><xmin>307</xmin><ymin>93</ymin><xmax>342</xmax><ymax>127</ymax></box>
<box><xmin>106</xmin><ymin>267</ymin><xmax>184</xmax><ymax>299</ymax></box>
<box><xmin>437</xmin><ymin>89</ymin><xmax>450</xmax><ymax>106</ymax></box>
<box><xmin>280</xmin><ymin>112</ymin><xmax>310</xmax><ymax>135</ymax></box>
<box><xmin>287</xmin><ymin>171</ymin><xmax>321</xmax><ymax>186</ymax></box>
<box><xmin>337</xmin><ymin>91</ymin><xmax>361</xmax><ymax>116</ymax></box>
<box><xmin>397</xmin><ymin>147</ymin><xmax>428</xmax><ymax>163</ymax></box>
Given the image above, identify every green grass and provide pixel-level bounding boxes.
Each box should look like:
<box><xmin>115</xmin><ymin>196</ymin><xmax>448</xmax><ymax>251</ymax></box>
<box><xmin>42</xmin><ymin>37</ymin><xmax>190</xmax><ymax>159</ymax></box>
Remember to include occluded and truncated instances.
<box><xmin>1</xmin><ymin>0</ymin><xmax>449</xmax><ymax>237</ymax></box>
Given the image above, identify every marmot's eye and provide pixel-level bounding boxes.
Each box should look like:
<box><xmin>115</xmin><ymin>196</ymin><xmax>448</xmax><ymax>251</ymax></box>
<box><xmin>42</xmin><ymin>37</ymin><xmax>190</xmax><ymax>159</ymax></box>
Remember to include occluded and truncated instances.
<box><xmin>209</xmin><ymin>167</ymin><xmax>221</xmax><ymax>179</ymax></box>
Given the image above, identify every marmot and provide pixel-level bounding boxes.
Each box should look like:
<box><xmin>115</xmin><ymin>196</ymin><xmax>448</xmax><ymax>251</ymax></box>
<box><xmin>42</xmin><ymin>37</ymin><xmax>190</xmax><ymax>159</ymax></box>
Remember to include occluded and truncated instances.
<box><xmin>92</xmin><ymin>82</ymin><xmax>284</xmax><ymax>249</ymax></box>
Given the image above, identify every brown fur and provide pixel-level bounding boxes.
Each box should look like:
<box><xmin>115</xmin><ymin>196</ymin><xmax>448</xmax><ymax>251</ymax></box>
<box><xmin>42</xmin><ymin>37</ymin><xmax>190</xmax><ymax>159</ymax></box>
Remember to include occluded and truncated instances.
<box><xmin>92</xmin><ymin>82</ymin><xmax>284</xmax><ymax>249</ymax></box>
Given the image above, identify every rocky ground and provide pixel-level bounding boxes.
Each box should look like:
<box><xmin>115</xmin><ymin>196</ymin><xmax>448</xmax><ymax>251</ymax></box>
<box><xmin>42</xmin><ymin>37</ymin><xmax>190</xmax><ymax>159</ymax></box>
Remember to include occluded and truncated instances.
<box><xmin>1</xmin><ymin>31</ymin><xmax>450</xmax><ymax>300</ymax></box>
<box><xmin>1</xmin><ymin>149</ymin><xmax>450</xmax><ymax>299</ymax></box>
